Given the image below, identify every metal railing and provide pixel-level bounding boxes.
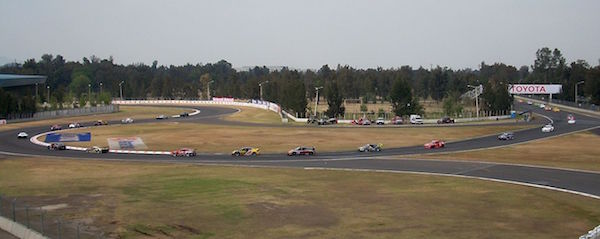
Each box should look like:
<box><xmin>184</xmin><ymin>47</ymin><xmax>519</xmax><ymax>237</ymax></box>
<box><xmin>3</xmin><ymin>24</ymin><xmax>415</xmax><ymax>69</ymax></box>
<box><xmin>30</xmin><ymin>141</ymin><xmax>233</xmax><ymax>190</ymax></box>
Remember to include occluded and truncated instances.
<box><xmin>523</xmin><ymin>95</ymin><xmax>600</xmax><ymax>111</ymax></box>
<box><xmin>0</xmin><ymin>194</ymin><xmax>105</xmax><ymax>239</ymax></box>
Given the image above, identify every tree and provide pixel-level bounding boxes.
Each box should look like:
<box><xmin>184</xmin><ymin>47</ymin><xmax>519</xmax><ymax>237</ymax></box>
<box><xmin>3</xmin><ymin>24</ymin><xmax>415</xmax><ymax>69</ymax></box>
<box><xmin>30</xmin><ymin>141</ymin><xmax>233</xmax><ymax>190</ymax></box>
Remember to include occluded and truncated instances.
<box><xmin>389</xmin><ymin>77</ymin><xmax>422</xmax><ymax>116</ymax></box>
<box><xmin>324</xmin><ymin>81</ymin><xmax>345</xmax><ymax>118</ymax></box>
<box><xmin>68</xmin><ymin>74</ymin><xmax>91</xmax><ymax>98</ymax></box>
<box><xmin>442</xmin><ymin>91</ymin><xmax>463</xmax><ymax>117</ymax></box>
<box><xmin>585</xmin><ymin>66</ymin><xmax>600</xmax><ymax>104</ymax></box>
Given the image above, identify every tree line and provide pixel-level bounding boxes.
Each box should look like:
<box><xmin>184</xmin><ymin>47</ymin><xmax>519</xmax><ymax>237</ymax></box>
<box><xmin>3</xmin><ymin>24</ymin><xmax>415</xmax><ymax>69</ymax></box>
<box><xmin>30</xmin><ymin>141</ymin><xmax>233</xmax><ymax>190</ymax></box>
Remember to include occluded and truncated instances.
<box><xmin>1</xmin><ymin>47</ymin><xmax>599</xmax><ymax>118</ymax></box>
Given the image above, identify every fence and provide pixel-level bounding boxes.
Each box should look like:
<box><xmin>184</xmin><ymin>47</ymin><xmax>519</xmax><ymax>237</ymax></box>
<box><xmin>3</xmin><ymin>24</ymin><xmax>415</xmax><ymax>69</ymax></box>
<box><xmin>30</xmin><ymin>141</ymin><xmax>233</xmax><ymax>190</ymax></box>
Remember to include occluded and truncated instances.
<box><xmin>0</xmin><ymin>194</ymin><xmax>105</xmax><ymax>239</ymax></box>
<box><xmin>4</xmin><ymin>105</ymin><xmax>119</xmax><ymax>123</ymax></box>
<box><xmin>311</xmin><ymin>110</ymin><xmax>512</xmax><ymax>121</ymax></box>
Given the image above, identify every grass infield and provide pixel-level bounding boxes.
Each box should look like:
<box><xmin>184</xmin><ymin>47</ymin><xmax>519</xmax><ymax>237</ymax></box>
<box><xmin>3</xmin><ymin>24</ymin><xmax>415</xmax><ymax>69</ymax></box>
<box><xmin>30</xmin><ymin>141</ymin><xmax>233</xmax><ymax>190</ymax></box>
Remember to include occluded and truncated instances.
<box><xmin>64</xmin><ymin>123</ymin><xmax>532</xmax><ymax>153</ymax></box>
<box><xmin>0</xmin><ymin>157</ymin><xmax>598</xmax><ymax>238</ymax></box>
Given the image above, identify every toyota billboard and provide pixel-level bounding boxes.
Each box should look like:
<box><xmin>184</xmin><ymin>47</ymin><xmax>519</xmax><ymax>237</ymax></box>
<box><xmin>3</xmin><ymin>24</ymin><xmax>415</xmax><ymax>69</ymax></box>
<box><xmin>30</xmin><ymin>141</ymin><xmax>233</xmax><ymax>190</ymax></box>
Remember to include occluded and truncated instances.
<box><xmin>508</xmin><ymin>84</ymin><xmax>562</xmax><ymax>94</ymax></box>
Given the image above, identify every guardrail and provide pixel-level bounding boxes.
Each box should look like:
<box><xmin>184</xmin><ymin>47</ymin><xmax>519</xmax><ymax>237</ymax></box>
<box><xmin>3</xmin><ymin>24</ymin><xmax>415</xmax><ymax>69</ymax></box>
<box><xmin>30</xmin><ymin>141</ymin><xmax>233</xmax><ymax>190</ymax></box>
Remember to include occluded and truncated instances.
<box><xmin>112</xmin><ymin>99</ymin><xmax>286</xmax><ymax>121</ymax></box>
<box><xmin>4</xmin><ymin>105</ymin><xmax>119</xmax><ymax>124</ymax></box>
<box><xmin>516</xmin><ymin>96</ymin><xmax>600</xmax><ymax>118</ymax></box>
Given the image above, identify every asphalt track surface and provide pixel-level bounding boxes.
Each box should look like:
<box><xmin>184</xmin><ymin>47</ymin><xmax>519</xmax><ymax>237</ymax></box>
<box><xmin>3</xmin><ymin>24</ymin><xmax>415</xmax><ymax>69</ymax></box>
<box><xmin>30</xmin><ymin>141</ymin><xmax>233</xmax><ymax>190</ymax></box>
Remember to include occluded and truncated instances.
<box><xmin>1</xmin><ymin>102</ymin><xmax>600</xmax><ymax>198</ymax></box>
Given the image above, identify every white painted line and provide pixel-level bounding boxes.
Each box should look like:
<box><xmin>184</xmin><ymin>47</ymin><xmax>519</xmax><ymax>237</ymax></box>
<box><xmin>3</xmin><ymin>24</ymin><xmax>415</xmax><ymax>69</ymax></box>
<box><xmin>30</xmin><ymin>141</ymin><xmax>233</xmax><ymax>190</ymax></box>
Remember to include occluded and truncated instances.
<box><xmin>303</xmin><ymin>167</ymin><xmax>600</xmax><ymax>200</ymax></box>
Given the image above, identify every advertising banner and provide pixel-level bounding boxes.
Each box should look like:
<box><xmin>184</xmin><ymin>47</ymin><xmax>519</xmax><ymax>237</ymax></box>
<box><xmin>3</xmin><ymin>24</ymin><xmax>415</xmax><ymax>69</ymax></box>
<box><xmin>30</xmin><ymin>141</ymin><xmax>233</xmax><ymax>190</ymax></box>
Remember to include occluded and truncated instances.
<box><xmin>508</xmin><ymin>84</ymin><xmax>562</xmax><ymax>94</ymax></box>
<box><xmin>44</xmin><ymin>132</ymin><xmax>91</xmax><ymax>142</ymax></box>
<box><xmin>107</xmin><ymin>137</ymin><xmax>148</xmax><ymax>150</ymax></box>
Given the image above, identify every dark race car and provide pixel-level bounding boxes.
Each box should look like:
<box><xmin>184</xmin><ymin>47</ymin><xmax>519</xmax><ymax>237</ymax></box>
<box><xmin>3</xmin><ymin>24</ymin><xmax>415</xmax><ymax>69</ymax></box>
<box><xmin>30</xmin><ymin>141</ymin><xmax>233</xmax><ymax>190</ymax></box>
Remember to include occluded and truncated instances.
<box><xmin>48</xmin><ymin>143</ymin><xmax>66</xmax><ymax>150</ymax></box>
<box><xmin>358</xmin><ymin>143</ymin><xmax>383</xmax><ymax>152</ymax></box>
<box><xmin>437</xmin><ymin>116</ymin><xmax>455</xmax><ymax>124</ymax></box>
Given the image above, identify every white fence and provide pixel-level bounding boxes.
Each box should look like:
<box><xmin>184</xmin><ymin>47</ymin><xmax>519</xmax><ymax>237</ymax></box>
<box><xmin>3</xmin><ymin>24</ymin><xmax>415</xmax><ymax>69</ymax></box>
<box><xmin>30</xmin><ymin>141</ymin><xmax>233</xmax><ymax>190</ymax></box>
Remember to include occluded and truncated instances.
<box><xmin>111</xmin><ymin>99</ymin><xmax>286</xmax><ymax>121</ymax></box>
<box><xmin>5</xmin><ymin>105</ymin><xmax>119</xmax><ymax>123</ymax></box>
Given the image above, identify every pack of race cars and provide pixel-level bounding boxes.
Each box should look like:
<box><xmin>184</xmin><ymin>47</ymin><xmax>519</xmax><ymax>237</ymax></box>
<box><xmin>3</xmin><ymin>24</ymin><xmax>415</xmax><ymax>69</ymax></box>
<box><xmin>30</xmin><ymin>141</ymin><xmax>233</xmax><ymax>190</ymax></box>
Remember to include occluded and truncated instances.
<box><xmin>16</xmin><ymin>105</ymin><xmax>581</xmax><ymax>159</ymax></box>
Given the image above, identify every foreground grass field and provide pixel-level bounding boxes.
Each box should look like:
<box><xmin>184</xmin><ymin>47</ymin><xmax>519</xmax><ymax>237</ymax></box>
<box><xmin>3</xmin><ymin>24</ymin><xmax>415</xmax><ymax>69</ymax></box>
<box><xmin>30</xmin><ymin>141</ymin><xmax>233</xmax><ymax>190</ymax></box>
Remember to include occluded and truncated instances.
<box><xmin>64</xmin><ymin>123</ymin><xmax>532</xmax><ymax>153</ymax></box>
<box><xmin>0</xmin><ymin>157</ymin><xmax>598</xmax><ymax>238</ymax></box>
<box><xmin>406</xmin><ymin>130</ymin><xmax>600</xmax><ymax>172</ymax></box>
<box><xmin>0</xmin><ymin>106</ymin><xmax>192</xmax><ymax>132</ymax></box>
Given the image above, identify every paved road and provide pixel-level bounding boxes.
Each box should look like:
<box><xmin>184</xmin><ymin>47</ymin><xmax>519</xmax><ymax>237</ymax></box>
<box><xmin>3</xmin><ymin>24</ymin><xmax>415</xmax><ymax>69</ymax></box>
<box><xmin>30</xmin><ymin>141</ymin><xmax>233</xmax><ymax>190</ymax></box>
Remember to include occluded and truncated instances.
<box><xmin>1</xmin><ymin>101</ymin><xmax>599</xmax><ymax>198</ymax></box>
<box><xmin>0</xmin><ymin>228</ymin><xmax>18</xmax><ymax>239</ymax></box>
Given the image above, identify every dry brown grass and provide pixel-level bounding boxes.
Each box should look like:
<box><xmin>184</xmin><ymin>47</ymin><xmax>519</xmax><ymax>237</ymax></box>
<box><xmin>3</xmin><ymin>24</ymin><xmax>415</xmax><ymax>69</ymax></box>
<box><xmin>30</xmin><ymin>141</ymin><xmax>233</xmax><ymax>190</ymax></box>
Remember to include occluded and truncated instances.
<box><xmin>0</xmin><ymin>157</ymin><xmax>598</xmax><ymax>238</ymax></box>
<box><xmin>63</xmin><ymin>123</ymin><xmax>531</xmax><ymax>153</ymax></box>
<box><xmin>0</xmin><ymin>106</ymin><xmax>192</xmax><ymax>132</ymax></box>
<box><xmin>406</xmin><ymin>131</ymin><xmax>600</xmax><ymax>172</ymax></box>
<box><xmin>221</xmin><ymin>106</ymin><xmax>282</xmax><ymax>124</ymax></box>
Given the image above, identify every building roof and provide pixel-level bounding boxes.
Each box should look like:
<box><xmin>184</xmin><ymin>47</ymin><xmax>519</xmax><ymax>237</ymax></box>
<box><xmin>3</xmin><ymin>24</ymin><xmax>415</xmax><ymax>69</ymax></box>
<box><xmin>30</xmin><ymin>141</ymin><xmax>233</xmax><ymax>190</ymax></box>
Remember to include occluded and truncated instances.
<box><xmin>0</xmin><ymin>74</ymin><xmax>47</xmax><ymax>88</ymax></box>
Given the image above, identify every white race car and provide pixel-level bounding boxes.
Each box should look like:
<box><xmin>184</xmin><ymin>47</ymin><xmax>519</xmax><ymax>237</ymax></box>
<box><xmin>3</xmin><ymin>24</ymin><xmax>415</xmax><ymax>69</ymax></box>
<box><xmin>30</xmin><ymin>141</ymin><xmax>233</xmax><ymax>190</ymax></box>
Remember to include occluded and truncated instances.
<box><xmin>539</xmin><ymin>103</ymin><xmax>546</xmax><ymax>109</ymax></box>
<box><xmin>68</xmin><ymin>122</ymin><xmax>81</xmax><ymax>128</ymax></box>
<box><xmin>17</xmin><ymin>132</ymin><xmax>28</xmax><ymax>139</ymax></box>
<box><xmin>541</xmin><ymin>124</ymin><xmax>554</xmax><ymax>133</ymax></box>
<box><xmin>121</xmin><ymin>118</ymin><xmax>134</xmax><ymax>124</ymax></box>
<box><xmin>567</xmin><ymin>114</ymin><xmax>576</xmax><ymax>124</ymax></box>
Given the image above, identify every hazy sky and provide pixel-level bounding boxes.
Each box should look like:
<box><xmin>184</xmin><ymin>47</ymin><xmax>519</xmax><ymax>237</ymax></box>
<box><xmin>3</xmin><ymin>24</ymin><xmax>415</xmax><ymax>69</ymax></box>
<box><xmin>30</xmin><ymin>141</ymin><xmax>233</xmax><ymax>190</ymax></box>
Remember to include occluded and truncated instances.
<box><xmin>1</xmin><ymin>0</ymin><xmax>599</xmax><ymax>70</ymax></box>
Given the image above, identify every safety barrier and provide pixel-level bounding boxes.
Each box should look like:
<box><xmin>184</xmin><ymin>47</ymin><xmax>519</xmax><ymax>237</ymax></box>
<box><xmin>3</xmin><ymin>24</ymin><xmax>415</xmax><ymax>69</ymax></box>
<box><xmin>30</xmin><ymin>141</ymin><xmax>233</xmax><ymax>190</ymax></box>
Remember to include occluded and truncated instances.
<box><xmin>580</xmin><ymin>225</ymin><xmax>600</xmax><ymax>239</ymax></box>
<box><xmin>5</xmin><ymin>105</ymin><xmax>119</xmax><ymax>123</ymax></box>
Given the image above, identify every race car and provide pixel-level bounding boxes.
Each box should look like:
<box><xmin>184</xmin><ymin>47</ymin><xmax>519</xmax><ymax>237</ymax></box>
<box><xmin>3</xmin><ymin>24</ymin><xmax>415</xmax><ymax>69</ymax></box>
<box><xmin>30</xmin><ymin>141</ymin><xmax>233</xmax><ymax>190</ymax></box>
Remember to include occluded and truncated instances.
<box><xmin>17</xmin><ymin>132</ymin><xmax>28</xmax><ymax>139</ymax></box>
<box><xmin>552</xmin><ymin>107</ymin><xmax>560</xmax><ymax>112</ymax></box>
<box><xmin>231</xmin><ymin>147</ymin><xmax>260</xmax><ymax>156</ymax></box>
<box><xmin>94</xmin><ymin>120</ymin><xmax>108</xmax><ymax>126</ymax></box>
<box><xmin>424</xmin><ymin>140</ymin><xmax>445</xmax><ymax>149</ymax></box>
<box><xmin>47</xmin><ymin>143</ymin><xmax>66</xmax><ymax>150</ymax></box>
<box><xmin>437</xmin><ymin>116</ymin><xmax>455</xmax><ymax>124</ymax></box>
<box><xmin>86</xmin><ymin>146</ymin><xmax>109</xmax><ymax>154</ymax></box>
<box><xmin>288</xmin><ymin>146</ymin><xmax>316</xmax><ymax>156</ymax></box>
<box><xmin>358</xmin><ymin>143</ymin><xmax>383</xmax><ymax>152</ymax></box>
<box><xmin>375</xmin><ymin>118</ymin><xmax>385</xmax><ymax>125</ymax></box>
<box><xmin>172</xmin><ymin>148</ymin><xmax>197</xmax><ymax>157</ymax></box>
<box><xmin>541</xmin><ymin>124</ymin><xmax>555</xmax><ymax>133</ymax></box>
<box><xmin>527</xmin><ymin>101</ymin><xmax>533</xmax><ymax>105</ymax></box>
<box><xmin>391</xmin><ymin>116</ymin><xmax>403</xmax><ymax>125</ymax></box>
<box><xmin>567</xmin><ymin>114</ymin><xmax>576</xmax><ymax>124</ymax></box>
<box><xmin>68</xmin><ymin>122</ymin><xmax>81</xmax><ymax>128</ymax></box>
<box><xmin>180</xmin><ymin>112</ymin><xmax>190</xmax><ymax>117</ymax></box>
<box><xmin>156</xmin><ymin>115</ymin><xmax>169</xmax><ymax>120</ymax></box>
<box><xmin>498</xmin><ymin>132</ymin><xmax>514</xmax><ymax>140</ymax></box>
<box><xmin>539</xmin><ymin>103</ymin><xmax>546</xmax><ymax>109</ymax></box>
<box><xmin>121</xmin><ymin>118</ymin><xmax>134</xmax><ymax>124</ymax></box>
<box><xmin>50</xmin><ymin>125</ymin><xmax>62</xmax><ymax>131</ymax></box>
<box><xmin>544</xmin><ymin>106</ymin><xmax>552</xmax><ymax>111</ymax></box>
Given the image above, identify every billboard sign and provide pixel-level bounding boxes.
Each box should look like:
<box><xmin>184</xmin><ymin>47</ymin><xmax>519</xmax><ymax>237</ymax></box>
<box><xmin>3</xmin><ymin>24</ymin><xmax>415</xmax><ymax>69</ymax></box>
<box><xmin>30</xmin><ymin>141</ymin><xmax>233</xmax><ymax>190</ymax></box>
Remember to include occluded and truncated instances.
<box><xmin>44</xmin><ymin>133</ymin><xmax>91</xmax><ymax>142</ymax></box>
<box><xmin>508</xmin><ymin>84</ymin><xmax>562</xmax><ymax>94</ymax></box>
<box><xmin>107</xmin><ymin>137</ymin><xmax>148</xmax><ymax>150</ymax></box>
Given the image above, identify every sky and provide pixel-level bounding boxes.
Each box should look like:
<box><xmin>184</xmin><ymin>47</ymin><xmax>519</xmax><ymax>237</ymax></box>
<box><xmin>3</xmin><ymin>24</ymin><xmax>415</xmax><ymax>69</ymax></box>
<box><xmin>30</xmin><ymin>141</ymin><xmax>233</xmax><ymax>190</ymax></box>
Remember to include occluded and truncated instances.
<box><xmin>1</xmin><ymin>0</ymin><xmax>599</xmax><ymax>70</ymax></box>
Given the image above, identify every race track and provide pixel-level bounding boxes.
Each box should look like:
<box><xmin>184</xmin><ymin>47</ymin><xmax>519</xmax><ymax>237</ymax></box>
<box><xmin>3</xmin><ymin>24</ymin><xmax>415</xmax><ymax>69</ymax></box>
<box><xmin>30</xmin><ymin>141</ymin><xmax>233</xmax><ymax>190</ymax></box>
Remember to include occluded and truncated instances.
<box><xmin>1</xmin><ymin>102</ymin><xmax>599</xmax><ymax>198</ymax></box>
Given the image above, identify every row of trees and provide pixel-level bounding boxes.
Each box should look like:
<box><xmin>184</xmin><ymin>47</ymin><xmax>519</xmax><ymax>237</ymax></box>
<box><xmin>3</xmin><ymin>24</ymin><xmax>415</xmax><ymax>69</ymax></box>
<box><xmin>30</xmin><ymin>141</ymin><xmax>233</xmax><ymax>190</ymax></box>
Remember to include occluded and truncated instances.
<box><xmin>1</xmin><ymin>47</ymin><xmax>599</xmax><ymax>118</ymax></box>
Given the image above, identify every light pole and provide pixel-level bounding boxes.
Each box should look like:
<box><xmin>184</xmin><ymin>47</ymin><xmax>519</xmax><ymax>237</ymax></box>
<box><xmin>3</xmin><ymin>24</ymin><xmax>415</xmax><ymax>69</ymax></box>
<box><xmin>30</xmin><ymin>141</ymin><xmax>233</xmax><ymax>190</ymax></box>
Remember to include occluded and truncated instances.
<box><xmin>467</xmin><ymin>84</ymin><xmax>481</xmax><ymax>119</ymax></box>
<box><xmin>207</xmin><ymin>80</ymin><xmax>214</xmax><ymax>100</ymax></box>
<box><xmin>575</xmin><ymin>81</ymin><xmax>584</xmax><ymax>105</ymax></box>
<box><xmin>119</xmin><ymin>81</ymin><xmax>124</xmax><ymax>100</ymax></box>
<box><xmin>99</xmin><ymin>82</ymin><xmax>103</xmax><ymax>95</ymax></box>
<box><xmin>88</xmin><ymin>84</ymin><xmax>91</xmax><ymax>105</ymax></box>
<box><xmin>314</xmin><ymin>86</ymin><xmax>323</xmax><ymax>117</ymax></box>
<box><xmin>259</xmin><ymin>81</ymin><xmax>269</xmax><ymax>101</ymax></box>
<box><xmin>46</xmin><ymin>85</ymin><xmax>50</xmax><ymax>104</ymax></box>
<box><xmin>35</xmin><ymin>83</ymin><xmax>38</xmax><ymax>100</ymax></box>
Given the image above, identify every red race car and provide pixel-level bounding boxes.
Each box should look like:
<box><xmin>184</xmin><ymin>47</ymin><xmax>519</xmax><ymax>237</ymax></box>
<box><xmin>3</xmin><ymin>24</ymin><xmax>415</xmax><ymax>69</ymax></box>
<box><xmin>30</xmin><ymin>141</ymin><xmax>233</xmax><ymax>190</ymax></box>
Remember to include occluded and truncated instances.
<box><xmin>172</xmin><ymin>148</ymin><xmax>197</xmax><ymax>157</ymax></box>
<box><xmin>424</xmin><ymin>140</ymin><xmax>445</xmax><ymax>149</ymax></box>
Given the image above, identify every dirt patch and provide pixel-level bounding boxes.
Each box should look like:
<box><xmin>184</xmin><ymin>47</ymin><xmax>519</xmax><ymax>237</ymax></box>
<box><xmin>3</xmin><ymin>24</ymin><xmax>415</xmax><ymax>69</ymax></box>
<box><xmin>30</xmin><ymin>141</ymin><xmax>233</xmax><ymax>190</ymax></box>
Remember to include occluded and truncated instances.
<box><xmin>248</xmin><ymin>202</ymin><xmax>339</xmax><ymax>228</ymax></box>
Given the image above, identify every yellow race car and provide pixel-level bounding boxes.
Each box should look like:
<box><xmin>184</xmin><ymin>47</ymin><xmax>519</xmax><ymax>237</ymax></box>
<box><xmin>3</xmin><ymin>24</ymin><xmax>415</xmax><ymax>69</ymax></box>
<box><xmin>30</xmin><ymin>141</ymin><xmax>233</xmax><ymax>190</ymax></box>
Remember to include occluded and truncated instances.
<box><xmin>552</xmin><ymin>107</ymin><xmax>560</xmax><ymax>112</ymax></box>
<box><xmin>232</xmin><ymin>147</ymin><xmax>260</xmax><ymax>156</ymax></box>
